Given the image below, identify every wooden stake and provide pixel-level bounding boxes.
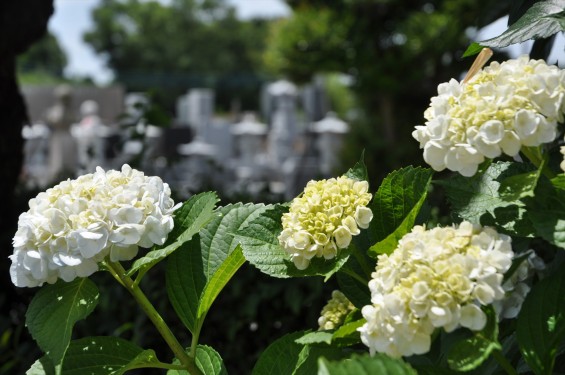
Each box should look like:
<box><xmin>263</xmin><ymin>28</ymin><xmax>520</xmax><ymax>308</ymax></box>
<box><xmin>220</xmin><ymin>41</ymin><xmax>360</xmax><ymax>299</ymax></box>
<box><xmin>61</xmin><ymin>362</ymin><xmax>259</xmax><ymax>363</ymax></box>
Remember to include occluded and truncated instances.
<box><xmin>462</xmin><ymin>47</ymin><xmax>493</xmax><ymax>84</ymax></box>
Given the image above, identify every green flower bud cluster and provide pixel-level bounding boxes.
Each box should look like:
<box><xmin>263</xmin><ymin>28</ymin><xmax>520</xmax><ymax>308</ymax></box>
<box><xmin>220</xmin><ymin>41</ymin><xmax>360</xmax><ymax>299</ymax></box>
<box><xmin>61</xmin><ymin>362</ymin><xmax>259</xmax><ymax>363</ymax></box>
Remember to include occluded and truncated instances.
<box><xmin>318</xmin><ymin>290</ymin><xmax>355</xmax><ymax>330</ymax></box>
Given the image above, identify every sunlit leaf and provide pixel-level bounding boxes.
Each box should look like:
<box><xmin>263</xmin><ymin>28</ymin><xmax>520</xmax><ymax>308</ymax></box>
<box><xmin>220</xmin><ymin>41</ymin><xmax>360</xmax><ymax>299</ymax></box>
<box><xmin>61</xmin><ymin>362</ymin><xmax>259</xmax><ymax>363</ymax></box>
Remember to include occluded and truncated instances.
<box><xmin>129</xmin><ymin>192</ymin><xmax>218</xmax><ymax>276</ymax></box>
<box><xmin>481</xmin><ymin>0</ymin><xmax>565</xmax><ymax>48</ymax></box>
<box><xmin>26</xmin><ymin>279</ymin><xmax>99</xmax><ymax>374</ymax></box>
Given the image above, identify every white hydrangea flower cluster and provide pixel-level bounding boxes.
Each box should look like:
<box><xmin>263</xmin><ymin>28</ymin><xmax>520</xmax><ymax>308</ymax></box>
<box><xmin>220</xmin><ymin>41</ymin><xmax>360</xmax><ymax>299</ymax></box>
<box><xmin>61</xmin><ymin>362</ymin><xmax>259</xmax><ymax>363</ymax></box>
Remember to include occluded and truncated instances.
<box><xmin>494</xmin><ymin>250</ymin><xmax>544</xmax><ymax>320</ymax></box>
<box><xmin>318</xmin><ymin>290</ymin><xmax>356</xmax><ymax>330</ymax></box>
<box><xmin>413</xmin><ymin>56</ymin><xmax>565</xmax><ymax>176</ymax></box>
<box><xmin>278</xmin><ymin>176</ymin><xmax>373</xmax><ymax>270</ymax></box>
<box><xmin>10</xmin><ymin>165</ymin><xmax>177</xmax><ymax>287</ymax></box>
<box><xmin>359</xmin><ymin>221</ymin><xmax>515</xmax><ymax>358</ymax></box>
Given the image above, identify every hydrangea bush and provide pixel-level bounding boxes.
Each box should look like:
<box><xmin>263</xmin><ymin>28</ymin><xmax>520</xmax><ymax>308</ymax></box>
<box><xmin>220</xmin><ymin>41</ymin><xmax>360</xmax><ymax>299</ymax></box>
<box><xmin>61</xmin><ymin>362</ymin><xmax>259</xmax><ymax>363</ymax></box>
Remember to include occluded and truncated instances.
<box><xmin>11</xmin><ymin>5</ymin><xmax>565</xmax><ymax>375</ymax></box>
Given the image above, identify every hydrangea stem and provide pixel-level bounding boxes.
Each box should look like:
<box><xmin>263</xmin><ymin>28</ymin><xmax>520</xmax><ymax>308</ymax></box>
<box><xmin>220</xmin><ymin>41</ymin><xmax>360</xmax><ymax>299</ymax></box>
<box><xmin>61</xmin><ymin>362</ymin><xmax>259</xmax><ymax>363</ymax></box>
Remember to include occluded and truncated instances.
<box><xmin>492</xmin><ymin>349</ymin><xmax>517</xmax><ymax>375</ymax></box>
<box><xmin>105</xmin><ymin>261</ymin><xmax>201</xmax><ymax>375</ymax></box>
<box><xmin>521</xmin><ymin>146</ymin><xmax>555</xmax><ymax>179</ymax></box>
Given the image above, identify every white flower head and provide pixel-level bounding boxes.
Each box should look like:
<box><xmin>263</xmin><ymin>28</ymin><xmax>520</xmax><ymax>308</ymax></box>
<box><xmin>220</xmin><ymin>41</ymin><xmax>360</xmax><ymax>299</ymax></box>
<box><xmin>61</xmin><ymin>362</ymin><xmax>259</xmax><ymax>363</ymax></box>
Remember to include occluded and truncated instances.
<box><xmin>359</xmin><ymin>221</ymin><xmax>517</xmax><ymax>358</ymax></box>
<box><xmin>278</xmin><ymin>176</ymin><xmax>373</xmax><ymax>270</ymax></box>
<box><xmin>413</xmin><ymin>56</ymin><xmax>565</xmax><ymax>176</ymax></box>
<box><xmin>9</xmin><ymin>165</ymin><xmax>178</xmax><ymax>287</ymax></box>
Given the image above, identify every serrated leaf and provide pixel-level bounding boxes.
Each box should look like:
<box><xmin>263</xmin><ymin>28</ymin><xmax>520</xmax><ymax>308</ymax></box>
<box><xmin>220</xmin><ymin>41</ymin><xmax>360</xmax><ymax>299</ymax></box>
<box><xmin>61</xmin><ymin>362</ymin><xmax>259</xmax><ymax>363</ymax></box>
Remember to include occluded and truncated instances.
<box><xmin>552</xmin><ymin>174</ymin><xmax>565</xmax><ymax>191</ymax></box>
<box><xmin>368</xmin><ymin>167</ymin><xmax>433</xmax><ymax>257</ymax></box>
<box><xmin>295</xmin><ymin>345</ymin><xmax>349</xmax><ymax>375</ymax></box>
<box><xmin>369</xmin><ymin>166</ymin><xmax>433</xmax><ymax>244</ymax></box>
<box><xmin>481</xmin><ymin>0</ymin><xmax>565</xmax><ymax>48</ymax></box>
<box><xmin>517</xmin><ymin>267</ymin><xmax>565</xmax><ymax>375</ymax></box>
<box><xmin>462</xmin><ymin>42</ymin><xmax>484</xmax><ymax>57</ymax></box>
<box><xmin>252</xmin><ymin>331</ymin><xmax>347</xmax><ymax>375</ymax></box>
<box><xmin>27</xmin><ymin>357</ymin><xmax>55</xmax><ymax>375</ymax></box>
<box><xmin>331</xmin><ymin>319</ymin><xmax>364</xmax><ymax>347</ymax></box>
<box><xmin>129</xmin><ymin>192</ymin><xmax>218</xmax><ymax>276</ymax></box>
<box><xmin>166</xmin><ymin>203</ymin><xmax>268</xmax><ymax>333</ymax></box>
<box><xmin>499</xmin><ymin>170</ymin><xmax>541</xmax><ymax>201</ymax></box>
<box><xmin>344</xmin><ymin>151</ymin><xmax>368</xmax><ymax>181</ymax></box>
<box><xmin>295</xmin><ymin>331</ymin><xmax>333</xmax><ymax>345</ymax></box>
<box><xmin>447</xmin><ymin>306</ymin><xmax>501</xmax><ymax>371</ymax></box>
<box><xmin>165</xmin><ymin>236</ymin><xmax>205</xmax><ymax>334</ymax></box>
<box><xmin>318</xmin><ymin>353</ymin><xmax>417</xmax><ymax>375</ymax></box>
<box><xmin>237</xmin><ymin>205</ymin><xmax>350</xmax><ymax>279</ymax></box>
<box><xmin>251</xmin><ymin>331</ymin><xmax>307</xmax><ymax>375</ymax></box>
<box><xmin>439</xmin><ymin>161</ymin><xmax>535</xmax><ymax>237</ymax></box>
<box><xmin>26</xmin><ymin>279</ymin><xmax>99</xmax><ymax>374</ymax></box>
<box><xmin>196</xmin><ymin>245</ymin><xmax>245</xmax><ymax>320</ymax></box>
<box><xmin>167</xmin><ymin>345</ymin><xmax>227</xmax><ymax>375</ymax></box>
<box><xmin>61</xmin><ymin>336</ymin><xmax>156</xmax><ymax>375</ymax></box>
<box><xmin>194</xmin><ymin>346</ymin><xmax>227</xmax><ymax>375</ymax></box>
<box><xmin>528</xmin><ymin>189</ymin><xmax>565</xmax><ymax>248</ymax></box>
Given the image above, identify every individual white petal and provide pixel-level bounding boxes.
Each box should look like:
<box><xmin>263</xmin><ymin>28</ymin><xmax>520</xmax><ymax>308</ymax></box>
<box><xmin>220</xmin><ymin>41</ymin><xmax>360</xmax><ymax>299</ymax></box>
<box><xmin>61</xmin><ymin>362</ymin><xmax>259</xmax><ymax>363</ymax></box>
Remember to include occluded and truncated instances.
<box><xmin>423</xmin><ymin>141</ymin><xmax>447</xmax><ymax>171</ymax></box>
<box><xmin>459</xmin><ymin>304</ymin><xmax>487</xmax><ymax>331</ymax></box>
<box><xmin>500</xmin><ymin>131</ymin><xmax>521</xmax><ymax>156</ymax></box>
<box><xmin>333</xmin><ymin>226</ymin><xmax>352</xmax><ymax>249</ymax></box>
<box><xmin>355</xmin><ymin>206</ymin><xmax>373</xmax><ymax>229</ymax></box>
<box><xmin>110</xmin><ymin>244</ymin><xmax>139</xmax><ymax>262</ymax></box>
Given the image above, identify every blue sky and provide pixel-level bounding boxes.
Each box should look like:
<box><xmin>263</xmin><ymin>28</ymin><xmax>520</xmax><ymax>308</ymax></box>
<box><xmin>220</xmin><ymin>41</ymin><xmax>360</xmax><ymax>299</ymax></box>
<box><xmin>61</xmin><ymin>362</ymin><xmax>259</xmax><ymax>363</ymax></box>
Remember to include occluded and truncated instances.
<box><xmin>48</xmin><ymin>0</ymin><xmax>291</xmax><ymax>84</ymax></box>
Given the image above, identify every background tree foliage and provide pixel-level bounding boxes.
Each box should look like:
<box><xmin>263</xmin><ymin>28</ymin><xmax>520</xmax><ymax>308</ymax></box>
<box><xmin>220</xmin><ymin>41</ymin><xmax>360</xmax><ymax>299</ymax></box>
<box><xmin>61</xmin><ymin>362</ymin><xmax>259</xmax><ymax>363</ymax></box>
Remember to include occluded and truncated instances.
<box><xmin>264</xmin><ymin>0</ymin><xmax>509</xmax><ymax>181</ymax></box>
<box><xmin>17</xmin><ymin>32</ymin><xmax>68</xmax><ymax>84</ymax></box>
<box><xmin>84</xmin><ymin>0</ymin><xmax>272</xmax><ymax>113</ymax></box>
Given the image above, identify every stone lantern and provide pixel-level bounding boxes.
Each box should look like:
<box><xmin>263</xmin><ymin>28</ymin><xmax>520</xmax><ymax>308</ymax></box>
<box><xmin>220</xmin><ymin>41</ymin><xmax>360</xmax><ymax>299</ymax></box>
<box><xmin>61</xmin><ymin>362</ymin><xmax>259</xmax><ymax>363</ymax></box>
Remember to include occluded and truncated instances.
<box><xmin>311</xmin><ymin>112</ymin><xmax>349</xmax><ymax>176</ymax></box>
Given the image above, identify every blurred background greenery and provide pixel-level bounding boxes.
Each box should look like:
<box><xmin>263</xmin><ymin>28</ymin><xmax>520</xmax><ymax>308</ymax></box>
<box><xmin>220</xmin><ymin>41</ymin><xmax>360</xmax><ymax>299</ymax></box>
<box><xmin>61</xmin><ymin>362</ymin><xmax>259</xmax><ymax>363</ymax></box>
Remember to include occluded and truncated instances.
<box><xmin>2</xmin><ymin>0</ymin><xmax>558</xmax><ymax>373</ymax></box>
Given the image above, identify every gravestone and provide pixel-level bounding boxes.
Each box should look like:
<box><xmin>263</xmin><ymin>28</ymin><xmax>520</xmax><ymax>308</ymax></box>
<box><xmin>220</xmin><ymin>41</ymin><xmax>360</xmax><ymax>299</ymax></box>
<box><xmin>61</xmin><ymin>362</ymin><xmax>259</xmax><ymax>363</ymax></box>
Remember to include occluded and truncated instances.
<box><xmin>46</xmin><ymin>84</ymin><xmax>77</xmax><ymax>181</ymax></box>
<box><xmin>312</xmin><ymin>112</ymin><xmax>349</xmax><ymax>177</ymax></box>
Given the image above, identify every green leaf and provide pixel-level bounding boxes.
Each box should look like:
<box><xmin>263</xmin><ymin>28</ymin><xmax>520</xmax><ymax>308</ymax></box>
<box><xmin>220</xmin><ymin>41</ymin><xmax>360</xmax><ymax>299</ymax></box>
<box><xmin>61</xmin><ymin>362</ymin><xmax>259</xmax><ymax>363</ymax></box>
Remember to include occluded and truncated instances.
<box><xmin>344</xmin><ymin>151</ymin><xmax>368</xmax><ymax>181</ymax></box>
<box><xmin>26</xmin><ymin>279</ymin><xmax>99</xmax><ymax>374</ymax></box>
<box><xmin>318</xmin><ymin>353</ymin><xmax>417</xmax><ymax>375</ymax></box>
<box><xmin>462</xmin><ymin>42</ymin><xmax>484</xmax><ymax>57</ymax></box>
<box><xmin>166</xmin><ymin>203</ymin><xmax>268</xmax><ymax>333</ymax></box>
<box><xmin>439</xmin><ymin>161</ymin><xmax>536</xmax><ymax>237</ymax></box>
<box><xmin>167</xmin><ymin>345</ymin><xmax>227</xmax><ymax>375</ymax></box>
<box><xmin>331</xmin><ymin>319</ymin><xmax>364</xmax><ymax>347</ymax></box>
<box><xmin>368</xmin><ymin>167</ymin><xmax>433</xmax><ymax>257</ymax></box>
<box><xmin>252</xmin><ymin>331</ymin><xmax>347</xmax><ymax>375</ymax></box>
<box><xmin>481</xmin><ymin>0</ymin><xmax>565</xmax><ymax>48</ymax></box>
<box><xmin>237</xmin><ymin>205</ymin><xmax>350</xmax><ymax>279</ymax></box>
<box><xmin>369</xmin><ymin>166</ymin><xmax>433</xmax><ymax>244</ymax></box>
<box><xmin>499</xmin><ymin>170</ymin><xmax>541</xmax><ymax>201</ymax></box>
<box><xmin>295</xmin><ymin>331</ymin><xmax>333</xmax><ymax>345</ymax></box>
<box><xmin>517</xmin><ymin>267</ymin><xmax>565</xmax><ymax>375</ymax></box>
<box><xmin>129</xmin><ymin>191</ymin><xmax>219</xmax><ymax>277</ymax></box>
<box><xmin>165</xmin><ymin>236</ymin><xmax>205</xmax><ymax>334</ymax></box>
<box><xmin>251</xmin><ymin>331</ymin><xmax>307</xmax><ymax>375</ymax></box>
<box><xmin>551</xmin><ymin>174</ymin><xmax>565</xmax><ymax>191</ymax></box>
<box><xmin>62</xmin><ymin>336</ymin><xmax>157</xmax><ymax>375</ymax></box>
<box><xmin>196</xmin><ymin>245</ymin><xmax>245</xmax><ymax>321</ymax></box>
<box><xmin>27</xmin><ymin>357</ymin><xmax>55</xmax><ymax>375</ymax></box>
<box><xmin>194</xmin><ymin>346</ymin><xmax>228</xmax><ymax>375</ymax></box>
<box><xmin>447</xmin><ymin>306</ymin><xmax>501</xmax><ymax>371</ymax></box>
<box><xmin>528</xmin><ymin>204</ymin><xmax>565</xmax><ymax>249</ymax></box>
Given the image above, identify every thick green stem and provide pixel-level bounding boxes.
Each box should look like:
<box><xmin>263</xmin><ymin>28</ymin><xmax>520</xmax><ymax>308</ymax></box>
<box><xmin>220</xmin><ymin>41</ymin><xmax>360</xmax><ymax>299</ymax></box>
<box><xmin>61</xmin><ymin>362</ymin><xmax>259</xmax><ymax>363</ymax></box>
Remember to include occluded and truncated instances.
<box><xmin>521</xmin><ymin>146</ymin><xmax>555</xmax><ymax>179</ymax></box>
<box><xmin>105</xmin><ymin>261</ymin><xmax>201</xmax><ymax>375</ymax></box>
<box><xmin>342</xmin><ymin>267</ymin><xmax>369</xmax><ymax>285</ymax></box>
<box><xmin>190</xmin><ymin>321</ymin><xmax>202</xmax><ymax>359</ymax></box>
<box><xmin>492</xmin><ymin>349</ymin><xmax>517</xmax><ymax>375</ymax></box>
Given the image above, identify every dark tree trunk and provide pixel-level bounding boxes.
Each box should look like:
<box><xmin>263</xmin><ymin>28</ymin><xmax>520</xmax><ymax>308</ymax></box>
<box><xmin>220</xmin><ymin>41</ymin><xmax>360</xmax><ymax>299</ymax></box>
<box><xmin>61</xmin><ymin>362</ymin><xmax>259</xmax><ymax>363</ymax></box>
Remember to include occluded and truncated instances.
<box><xmin>0</xmin><ymin>1</ymin><xmax>54</xmax><ymax>371</ymax></box>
